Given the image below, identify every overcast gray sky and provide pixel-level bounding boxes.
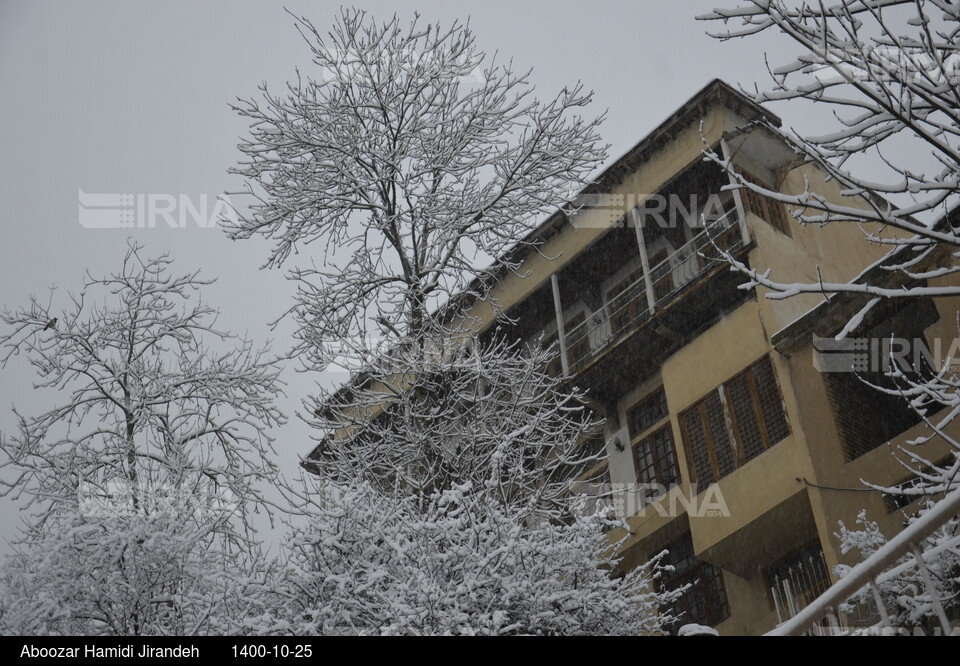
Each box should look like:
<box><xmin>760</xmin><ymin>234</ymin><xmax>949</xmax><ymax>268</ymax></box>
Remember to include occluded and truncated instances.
<box><xmin>0</xmin><ymin>0</ymin><xmax>798</xmax><ymax>551</ymax></box>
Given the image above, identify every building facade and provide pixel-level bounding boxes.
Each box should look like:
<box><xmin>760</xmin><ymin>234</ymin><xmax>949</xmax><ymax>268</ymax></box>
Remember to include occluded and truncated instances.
<box><xmin>308</xmin><ymin>79</ymin><xmax>956</xmax><ymax>635</ymax></box>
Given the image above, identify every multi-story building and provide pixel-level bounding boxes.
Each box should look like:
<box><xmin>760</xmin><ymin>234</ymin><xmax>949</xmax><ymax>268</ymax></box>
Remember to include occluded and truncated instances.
<box><xmin>306</xmin><ymin>79</ymin><xmax>956</xmax><ymax>635</ymax></box>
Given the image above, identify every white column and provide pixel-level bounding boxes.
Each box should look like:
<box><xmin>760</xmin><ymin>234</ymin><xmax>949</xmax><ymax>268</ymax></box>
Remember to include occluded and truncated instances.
<box><xmin>630</xmin><ymin>206</ymin><xmax>657</xmax><ymax>313</ymax></box>
<box><xmin>550</xmin><ymin>273</ymin><xmax>569</xmax><ymax>375</ymax></box>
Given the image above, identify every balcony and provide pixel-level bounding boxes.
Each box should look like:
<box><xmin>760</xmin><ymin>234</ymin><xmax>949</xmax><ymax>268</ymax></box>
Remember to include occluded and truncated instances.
<box><xmin>769</xmin><ymin>487</ymin><xmax>960</xmax><ymax>636</ymax></box>
<box><xmin>559</xmin><ymin>208</ymin><xmax>743</xmax><ymax>379</ymax></box>
<box><xmin>481</xmin><ymin>155</ymin><xmax>757</xmax><ymax>403</ymax></box>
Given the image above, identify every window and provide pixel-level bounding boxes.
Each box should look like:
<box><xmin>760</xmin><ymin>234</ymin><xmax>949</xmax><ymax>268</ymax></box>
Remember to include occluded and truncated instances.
<box><xmin>737</xmin><ymin>169</ymin><xmax>791</xmax><ymax>237</ymax></box>
<box><xmin>826</xmin><ymin>371</ymin><xmax>922</xmax><ymax>461</ymax></box>
<box><xmin>564</xmin><ymin>312</ymin><xmax>591</xmax><ymax>369</ymax></box>
<box><xmin>679</xmin><ymin>356</ymin><xmax>790</xmax><ymax>485</ymax></box>
<box><xmin>661</xmin><ymin>533</ymin><xmax>730</xmax><ymax>632</ymax></box>
<box><xmin>725</xmin><ymin>356</ymin><xmax>790</xmax><ymax>462</ymax></box>
<box><xmin>882</xmin><ymin>455</ymin><xmax>953</xmax><ymax>513</ymax></box>
<box><xmin>701</xmin><ymin>196</ymin><xmax>741</xmax><ymax>255</ymax></box>
<box><xmin>576</xmin><ymin>463</ymin><xmax>615</xmax><ymax>529</ymax></box>
<box><xmin>581</xmin><ymin>463</ymin><xmax>610</xmax><ymax>486</ymax></box>
<box><xmin>634</xmin><ymin>425</ymin><xmax>681</xmax><ymax>489</ymax></box>
<box><xmin>627</xmin><ymin>387</ymin><xmax>668</xmax><ymax>437</ymax></box>
<box><xmin>649</xmin><ymin>248</ymin><xmax>673</xmax><ymax>300</ymax></box>
<box><xmin>824</xmin><ymin>299</ymin><xmax>936</xmax><ymax>461</ymax></box>
<box><xmin>554</xmin><ymin>433</ymin><xmax>607</xmax><ymax>485</ymax></box>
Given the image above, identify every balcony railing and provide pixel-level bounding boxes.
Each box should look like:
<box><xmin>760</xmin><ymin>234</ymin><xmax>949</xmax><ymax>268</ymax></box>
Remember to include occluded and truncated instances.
<box><xmin>766</xmin><ymin>486</ymin><xmax>960</xmax><ymax>636</ymax></box>
<box><xmin>557</xmin><ymin>209</ymin><xmax>742</xmax><ymax>375</ymax></box>
<box><xmin>769</xmin><ymin>548</ymin><xmax>837</xmax><ymax>636</ymax></box>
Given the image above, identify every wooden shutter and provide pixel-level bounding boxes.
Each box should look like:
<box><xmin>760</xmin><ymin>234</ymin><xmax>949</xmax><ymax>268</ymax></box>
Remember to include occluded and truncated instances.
<box><xmin>739</xmin><ymin>170</ymin><xmax>792</xmax><ymax>237</ymax></box>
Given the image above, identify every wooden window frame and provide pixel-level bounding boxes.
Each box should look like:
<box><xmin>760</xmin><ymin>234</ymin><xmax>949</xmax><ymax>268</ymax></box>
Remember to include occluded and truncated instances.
<box><xmin>660</xmin><ymin>533</ymin><xmax>730</xmax><ymax>631</ymax></box>
<box><xmin>648</xmin><ymin>248</ymin><xmax>673</xmax><ymax>301</ymax></box>
<box><xmin>633</xmin><ymin>424</ymin><xmax>681</xmax><ymax>489</ymax></box>
<box><xmin>679</xmin><ymin>355</ymin><xmax>791</xmax><ymax>486</ymax></box>
<box><xmin>605</xmin><ymin>268</ymin><xmax>647</xmax><ymax>336</ymax></box>
<box><xmin>738</xmin><ymin>169</ymin><xmax>792</xmax><ymax>238</ymax></box>
<box><xmin>764</xmin><ymin>541</ymin><xmax>832</xmax><ymax>622</ymax></box>
<box><xmin>544</xmin><ymin>311</ymin><xmax>589</xmax><ymax>376</ymax></box>
<box><xmin>627</xmin><ymin>387</ymin><xmax>668</xmax><ymax>438</ymax></box>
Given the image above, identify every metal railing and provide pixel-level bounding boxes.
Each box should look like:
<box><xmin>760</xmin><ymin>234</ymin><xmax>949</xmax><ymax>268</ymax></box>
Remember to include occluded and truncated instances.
<box><xmin>559</xmin><ymin>209</ymin><xmax>742</xmax><ymax>373</ymax></box>
<box><xmin>769</xmin><ymin>548</ymin><xmax>837</xmax><ymax>635</ymax></box>
<box><xmin>767</xmin><ymin>486</ymin><xmax>960</xmax><ymax>636</ymax></box>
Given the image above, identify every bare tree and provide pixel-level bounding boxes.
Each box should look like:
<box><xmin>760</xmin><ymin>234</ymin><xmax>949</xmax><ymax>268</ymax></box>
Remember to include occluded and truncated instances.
<box><xmin>249</xmin><ymin>478</ymin><xmax>681</xmax><ymax>636</ymax></box>
<box><xmin>701</xmin><ymin>0</ymin><xmax>960</xmax><ymax>267</ymax></box>
<box><xmin>268</xmin><ymin>338</ymin><xmax>687</xmax><ymax>635</ymax></box>
<box><xmin>0</xmin><ymin>241</ymin><xmax>284</xmax><ymax>635</ymax></box>
<box><xmin>224</xmin><ymin>8</ymin><xmax>611</xmax><ymax>497</ymax></box>
<box><xmin>834</xmin><ymin>507</ymin><xmax>960</xmax><ymax>630</ymax></box>
<box><xmin>223</xmin><ymin>10</ymin><xmax>684</xmax><ymax>634</ymax></box>
<box><xmin>224</xmin><ymin>8</ymin><xmax>606</xmax><ymax>366</ymax></box>
<box><xmin>303</xmin><ymin>338</ymin><xmax>603</xmax><ymax>515</ymax></box>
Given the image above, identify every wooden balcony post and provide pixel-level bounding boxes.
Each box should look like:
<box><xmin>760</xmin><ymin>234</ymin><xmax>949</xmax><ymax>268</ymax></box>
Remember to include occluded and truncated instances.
<box><xmin>630</xmin><ymin>206</ymin><xmax>657</xmax><ymax>313</ymax></box>
<box><xmin>550</xmin><ymin>273</ymin><xmax>570</xmax><ymax>375</ymax></box>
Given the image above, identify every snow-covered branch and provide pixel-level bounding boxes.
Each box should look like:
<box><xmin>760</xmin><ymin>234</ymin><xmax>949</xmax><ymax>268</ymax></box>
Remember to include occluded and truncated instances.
<box><xmin>223</xmin><ymin>8</ymin><xmax>607</xmax><ymax>365</ymax></box>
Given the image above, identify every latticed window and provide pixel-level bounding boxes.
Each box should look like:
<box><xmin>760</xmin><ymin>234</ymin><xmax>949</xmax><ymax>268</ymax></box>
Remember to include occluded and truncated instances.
<box><xmin>824</xmin><ymin>298</ymin><xmax>936</xmax><ymax>461</ymax></box>
<box><xmin>661</xmin><ymin>533</ymin><xmax>730</xmax><ymax>632</ymax></box>
<box><xmin>725</xmin><ymin>356</ymin><xmax>790</xmax><ymax>463</ymax></box>
<box><xmin>825</xmin><ymin>369</ymin><xmax>922</xmax><ymax>462</ymax></box>
<box><xmin>680</xmin><ymin>391</ymin><xmax>734</xmax><ymax>486</ymax></box>
<box><xmin>627</xmin><ymin>387</ymin><xmax>668</xmax><ymax>438</ymax></box>
<box><xmin>634</xmin><ymin>425</ymin><xmax>681</xmax><ymax>489</ymax></box>
<box><xmin>679</xmin><ymin>355</ymin><xmax>790</xmax><ymax>485</ymax></box>
<box><xmin>737</xmin><ymin>169</ymin><xmax>792</xmax><ymax>237</ymax></box>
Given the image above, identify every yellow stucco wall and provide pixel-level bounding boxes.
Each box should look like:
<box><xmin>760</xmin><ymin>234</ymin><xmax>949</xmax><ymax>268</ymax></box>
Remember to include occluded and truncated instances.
<box><xmin>742</xmin><ymin>159</ymin><xmax>898</xmax><ymax>336</ymax></box>
<box><xmin>479</xmin><ymin>99</ymin><xmax>955</xmax><ymax>633</ymax></box>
